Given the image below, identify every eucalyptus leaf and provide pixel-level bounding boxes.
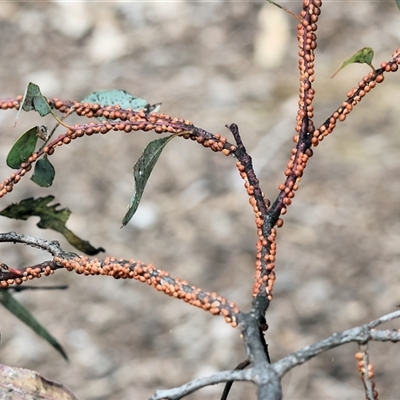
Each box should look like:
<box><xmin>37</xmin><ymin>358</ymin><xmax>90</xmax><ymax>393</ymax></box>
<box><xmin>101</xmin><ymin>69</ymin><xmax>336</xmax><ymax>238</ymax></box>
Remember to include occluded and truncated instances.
<box><xmin>6</xmin><ymin>126</ymin><xmax>39</xmax><ymax>169</ymax></box>
<box><xmin>15</xmin><ymin>82</ymin><xmax>40</xmax><ymax>125</ymax></box>
<box><xmin>81</xmin><ymin>89</ymin><xmax>161</xmax><ymax>121</ymax></box>
<box><xmin>0</xmin><ymin>289</ymin><xmax>68</xmax><ymax>361</ymax></box>
<box><xmin>21</xmin><ymin>82</ymin><xmax>51</xmax><ymax>116</ymax></box>
<box><xmin>0</xmin><ymin>196</ymin><xmax>104</xmax><ymax>255</ymax></box>
<box><xmin>122</xmin><ymin>134</ymin><xmax>177</xmax><ymax>226</ymax></box>
<box><xmin>32</xmin><ymin>94</ymin><xmax>52</xmax><ymax>117</ymax></box>
<box><xmin>21</xmin><ymin>82</ymin><xmax>41</xmax><ymax>111</ymax></box>
<box><xmin>331</xmin><ymin>47</ymin><xmax>375</xmax><ymax>78</ymax></box>
<box><xmin>31</xmin><ymin>155</ymin><xmax>55</xmax><ymax>187</ymax></box>
<box><xmin>15</xmin><ymin>82</ymin><xmax>54</xmax><ymax>125</ymax></box>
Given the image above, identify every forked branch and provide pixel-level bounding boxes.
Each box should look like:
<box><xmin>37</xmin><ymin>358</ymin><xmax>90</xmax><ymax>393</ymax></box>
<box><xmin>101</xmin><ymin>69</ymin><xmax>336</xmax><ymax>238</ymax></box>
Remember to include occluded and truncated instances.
<box><xmin>152</xmin><ymin>311</ymin><xmax>400</xmax><ymax>400</ymax></box>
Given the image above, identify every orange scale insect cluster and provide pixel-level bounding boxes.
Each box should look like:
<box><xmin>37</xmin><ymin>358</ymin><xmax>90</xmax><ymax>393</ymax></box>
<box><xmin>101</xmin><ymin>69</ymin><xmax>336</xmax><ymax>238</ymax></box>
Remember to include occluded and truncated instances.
<box><xmin>253</xmin><ymin>227</ymin><xmax>277</xmax><ymax>301</ymax></box>
<box><xmin>355</xmin><ymin>352</ymin><xmax>378</xmax><ymax>399</ymax></box>
<box><xmin>54</xmin><ymin>99</ymin><xmax>192</xmax><ymax>134</ymax></box>
<box><xmin>50</xmin><ymin>98</ymin><xmax>74</xmax><ymax>114</ymax></box>
<box><xmin>0</xmin><ymin>264</ymin><xmax>55</xmax><ymax>288</ymax></box>
<box><xmin>234</xmin><ymin>141</ymin><xmax>280</xmax><ymax>300</ymax></box>
<box><xmin>0</xmin><ymin>163</ymin><xmax>32</xmax><ymax>199</ymax></box>
<box><xmin>0</xmin><ymin>129</ymin><xmax>79</xmax><ymax>199</ymax></box>
<box><xmin>0</xmin><ymin>275</ymin><xmax>24</xmax><ymax>288</ymax></box>
<box><xmin>295</xmin><ymin>1</ymin><xmax>320</xmax><ymax>134</ymax></box>
<box><xmin>53</xmin><ymin>256</ymin><xmax>239</xmax><ymax>327</ymax></box>
<box><xmin>276</xmin><ymin>146</ymin><xmax>312</xmax><ymax>220</ymax></box>
<box><xmin>57</xmin><ymin>100</ymin><xmax>235</xmax><ymax>155</ymax></box>
<box><xmin>190</xmin><ymin>132</ymin><xmax>235</xmax><ymax>155</ymax></box>
<box><xmin>0</xmin><ymin>97</ymin><xmax>237</xmax><ymax>203</ymax></box>
<box><xmin>236</xmin><ymin>161</ymin><xmax>271</xmax><ymax>239</ymax></box>
<box><xmin>311</xmin><ymin>63</ymin><xmax>394</xmax><ymax>147</ymax></box>
<box><xmin>0</xmin><ymin>97</ymin><xmax>21</xmax><ymax>110</ymax></box>
<box><xmin>254</xmin><ymin>0</ymin><xmax>321</xmax><ymax>300</ymax></box>
<box><xmin>276</xmin><ymin>0</ymin><xmax>319</xmax><ymax>216</ymax></box>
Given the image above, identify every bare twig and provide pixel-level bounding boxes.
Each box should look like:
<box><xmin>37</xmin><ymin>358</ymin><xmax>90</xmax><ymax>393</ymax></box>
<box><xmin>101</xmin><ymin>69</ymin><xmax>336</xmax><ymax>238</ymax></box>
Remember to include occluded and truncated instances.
<box><xmin>220</xmin><ymin>359</ymin><xmax>251</xmax><ymax>400</ymax></box>
<box><xmin>150</xmin><ymin>369</ymin><xmax>254</xmax><ymax>400</ymax></box>
<box><xmin>5</xmin><ymin>284</ymin><xmax>68</xmax><ymax>292</ymax></box>
<box><xmin>151</xmin><ymin>311</ymin><xmax>400</xmax><ymax>399</ymax></box>
<box><xmin>273</xmin><ymin>310</ymin><xmax>400</xmax><ymax>377</ymax></box>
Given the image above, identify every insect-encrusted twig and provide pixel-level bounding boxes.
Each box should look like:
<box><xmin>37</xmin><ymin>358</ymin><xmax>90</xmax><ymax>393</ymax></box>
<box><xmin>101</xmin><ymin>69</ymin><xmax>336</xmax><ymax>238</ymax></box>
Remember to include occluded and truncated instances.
<box><xmin>0</xmin><ymin>232</ymin><xmax>240</xmax><ymax>326</ymax></box>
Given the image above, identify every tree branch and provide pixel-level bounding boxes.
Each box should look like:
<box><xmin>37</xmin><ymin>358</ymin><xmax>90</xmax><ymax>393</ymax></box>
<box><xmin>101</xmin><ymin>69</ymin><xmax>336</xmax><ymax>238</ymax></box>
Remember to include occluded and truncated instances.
<box><xmin>150</xmin><ymin>369</ymin><xmax>254</xmax><ymax>400</ymax></box>
<box><xmin>0</xmin><ymin>232</ymin><xmax>240</xmax><ymax>326</ymax></box>
<box><xmin>274</xmin><ymin>310</ymin><xmax>400</xmax><ymax>377</ymax></box>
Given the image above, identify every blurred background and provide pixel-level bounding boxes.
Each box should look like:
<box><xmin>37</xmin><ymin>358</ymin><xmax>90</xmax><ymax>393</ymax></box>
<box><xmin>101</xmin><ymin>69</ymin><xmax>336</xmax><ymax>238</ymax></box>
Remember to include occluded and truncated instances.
<box><xmin>1</xmin><ymin>1</ymin><xmax>400</xmax><ymax>399</ymax></box>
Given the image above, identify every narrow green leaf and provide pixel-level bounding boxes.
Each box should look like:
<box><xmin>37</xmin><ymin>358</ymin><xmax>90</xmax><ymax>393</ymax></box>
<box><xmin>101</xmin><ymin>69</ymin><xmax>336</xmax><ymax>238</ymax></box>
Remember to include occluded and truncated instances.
<box><xmin>0</xmin><ymin>289</ymin><xmax>68</xmax><ymax>361</ymax></box>
<box><xmin>122</xmin><ymin>134</ymin><xmax>177</xmax><ymax>226</ymax></box>
<box><xmin>396</xmin><ymin>0</ymin><xmax>400</xmax><ymax>11</ymax></box>
<box><xmin>266</xmin><ymin>0</ymin><xmax>300</xmax><ymax>21</ymax></box>
<box><xmin>31</xmin><ymin>156</ymin><xmax>55</xmax><ymax>187</ymax></box>
<box><xmin>6</xmin><ymin>126</ymin><xmax>39</xmax><ymax>169</ymax></box>
<box><xmin>266</xmin><ymin>0</ymin><xmax>282</xmax><ymax>9</ymax></box>
<box><xmin>331</xmin><ymin>47</ymin><xmax>375</xmax><ymax>78</ymax></box>
<box><xmin>81</xmin><ymin>89</ymin><xmax>161</xmax><ymax>121</ymax></box>
<box><xmin>0</xmin><ymin>196</ymin><xmax>105</xmax><ymax>255</ymax></box>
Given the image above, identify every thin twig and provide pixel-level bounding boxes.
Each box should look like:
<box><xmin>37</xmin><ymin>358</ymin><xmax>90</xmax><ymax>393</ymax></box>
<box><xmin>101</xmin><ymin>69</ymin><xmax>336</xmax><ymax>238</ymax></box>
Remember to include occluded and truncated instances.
<box><xmin>220</xmin><ymin>359</ymin><xmax>251</xmax><ymax>400</ymax></box>
<box><xmin>273</xmin><ymin>310</ymin><xmax>400</xmax><ymax>377</ymax></box>
<box><xmin>5</xmin><ymin>284</ymin><xmax>68</xmax><ymax>292</ymax></box>
<box><xmin>357</xmin><ymin>344</ymin><xmax>375</xmax><ymax>400</ymax></box>
<box><xmin>150</xmin><ymin>369</ymin><xmax>254</xmax><ymax>400</ymax></box>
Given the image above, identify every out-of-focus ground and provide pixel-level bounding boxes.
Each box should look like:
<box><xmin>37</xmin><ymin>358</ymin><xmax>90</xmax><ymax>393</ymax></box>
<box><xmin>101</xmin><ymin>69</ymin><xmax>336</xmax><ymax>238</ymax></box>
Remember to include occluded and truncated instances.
<box><xmin>1</xmin><ymin>2</ymin><xmax>400</xmax><ymax>399</ymax></box>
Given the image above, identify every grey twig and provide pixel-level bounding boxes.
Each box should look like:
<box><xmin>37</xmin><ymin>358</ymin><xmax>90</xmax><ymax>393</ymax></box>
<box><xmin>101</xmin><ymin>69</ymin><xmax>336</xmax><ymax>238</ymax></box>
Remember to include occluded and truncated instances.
<box><xmin>358</xmin><ymin>344</ymin><xmax>375</xmax><ymax>400</ymax></box>
<box><xmin>152</xmin><ymin>311</ymin><xmax>400</xmax><ymax>400</ymax></box>
<box><xmin>0</xmin><ymin>231</ymin><xmax>72</xmax><ymax>258</ymax></box>
<box><xmin>273</xmin><ymin>310</ymin><xmax>400</xmax><ymax>377</ymax></box>
<box><xmin>150</xmin><ymin>369</ymin><xmax>254</xmax><ymax>400</ymax></box>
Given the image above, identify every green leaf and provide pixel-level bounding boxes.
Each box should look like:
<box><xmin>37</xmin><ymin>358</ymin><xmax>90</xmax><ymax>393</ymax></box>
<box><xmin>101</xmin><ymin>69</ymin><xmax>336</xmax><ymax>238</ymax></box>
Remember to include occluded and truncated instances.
<box><xmin>15</xmin><ymin>82</ymin><xmax>70</xmax><ymax>129</ymax></box>
<box><xmin>0</xmin><ymin>289</ymin><xmax>68</xmax><ymax>361</ymax></box>
<box><xmin>31</xmin><ymin>156</ymin><xmax>55</xmax><ymax>187</ymax></box>
<box><xmin>266</xmin><ymin>0</ymin><xmax>282</xmax><ymax>9</ymax></box>
<box><xmin>20</xmin><ymin>82</ymin><xmax>41</xmax><ymax>111</ymax></box>
<box><xmin>396</xmin><ymin>0</ymin><xmax>400</xmax><ymax>11</ymax></box>
<box><xmin>6</xmin><ymin>126</ymin><xmax>39</xmax><ymax>169</ymax></box>
<box><xmin>81</xmin><ymin>89</ymin><xmax>161</xmax><ymax>121</ymax></box>
<box><xmin>122</xmin><ymin>134</ymin><xmax>177</xmax><ymax>226</ymax></box>
<box><xmin>32</xmin><ymin>94</ymin><xmax>52</xmax><ymax>117</ymax></box>
<box><xmin>21</xmin><ymin>82</ymin><xmax>51</xmax><ymax>116</ymax></box>
<box><xmin>331</xmin><ymin>47</ymin><xmax>375</xmax><ymax>78</ymax></box>
<box><xmin>0</xmin><ymin>196</ymin><xmax>105</xmax><ymax>255</ymax></box>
